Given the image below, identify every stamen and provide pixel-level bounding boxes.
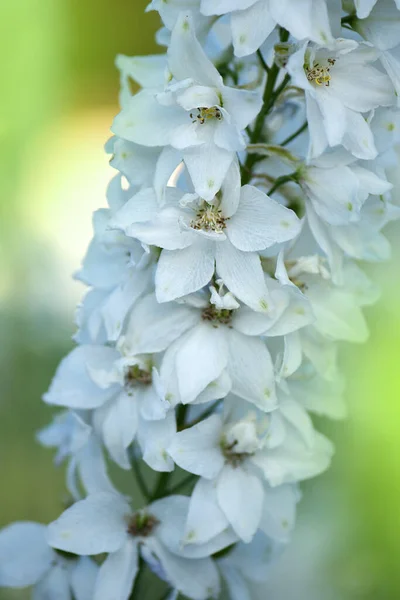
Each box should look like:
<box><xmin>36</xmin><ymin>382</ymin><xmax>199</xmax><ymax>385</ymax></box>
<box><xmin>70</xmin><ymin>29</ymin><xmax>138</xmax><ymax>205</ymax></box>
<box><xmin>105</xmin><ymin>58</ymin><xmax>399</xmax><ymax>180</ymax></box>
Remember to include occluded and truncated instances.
<box><xmin>201</xmin><ymin>305</ymin><xmax>233</xmax><ymax>327</ymax></box>
<box><xmin>220</xmin><ymin>439</ymin><xmax>252</xmax><ymax>468</ymax></box>
<box><xmin>127</xmin><ymin>512</ymin><xmax>159</xmax><ymax>537</ymax></box>
<box><xmin>189</xmin><ymin>106</ymin><xmax>223</xmax><ymax>125</ymax></box>
<box><xmin>190</xmin><ymin>203</ymin><xmax>226</xmax><ymax>233</ymax></box>
<box><xmin>124</xmin><ymin>364</ymin><xmax>152</xmax><ymax>388</ymax></box>
<box><xmin>305</xmin><ymin>58</ymin><xmax>336</xmax><ymax>87</ymax></box>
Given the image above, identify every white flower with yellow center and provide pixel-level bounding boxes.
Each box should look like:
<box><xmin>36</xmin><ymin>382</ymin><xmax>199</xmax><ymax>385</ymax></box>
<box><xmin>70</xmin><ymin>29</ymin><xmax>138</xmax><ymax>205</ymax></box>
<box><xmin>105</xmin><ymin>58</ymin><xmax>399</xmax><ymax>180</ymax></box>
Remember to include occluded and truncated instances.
<box><xmin>287</xmin><ymin>39</ymin><xmax>395</xmax><ymax>160</ymax></box>
<box><xmin>112</xmin><ymin>13</ymin><xmax>262</xmax><ymax>200</ymax></box>
<box><xmin>110</xmin><ymin>162</ymin><xmax>301</xmax><ymax>311</ymax></box>
<box><xmin>200</xmin><ymin>0</ymin><xmax>334</xmax><ymax>57</ymax></box>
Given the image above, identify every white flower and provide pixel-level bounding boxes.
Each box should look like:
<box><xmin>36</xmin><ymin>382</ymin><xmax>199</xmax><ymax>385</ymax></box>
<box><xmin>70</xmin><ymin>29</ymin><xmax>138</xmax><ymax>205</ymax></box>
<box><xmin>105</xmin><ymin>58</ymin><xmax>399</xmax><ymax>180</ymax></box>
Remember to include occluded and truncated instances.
<box><xmin>112</xmin><ymin>13</ymin><xmax>262</xmax><ymax>200</ymax></box>
<box><xmin>200</xmin><ymin>0</ymin><xmax>334</xmax><ymax>57</ymax></box>
<box><xmin>299</xmin><ymin>152</ymin><xmax>393</xmax><ymax>225</ymax></box>
<box><xmin>305</xmin><ymin>193</ymin><xmax>400</xmax><ymax>282</ymax></box>
<box><xmin>146</xmin><ymin>0</ymin><xmax>215</xmax><ymax>42</ymax></box>
<box><xmin>218</xmin><ymin>532</ymin><xmax>283</xmax><ymax>599</ymax></box>
<box><xmin>121</xmin><ymin>282</ymin><xmax>312</xmax><ymax>410</ymax></box>
<box><xmin>110</xmin><ymin>164</ymin><xmax>301</xmax><ymax>309</ymax></box>
<box><xmin>0</xmin><ymin>521</ymin><xmax>98</xmax><ymax>600</ymax></box>
<box><xmin>75</xmin><ymin>176</ymin><xmax>154</xmax><ymax>343</ymax></box>
<box><xmin>354</xmin><ymin>0</ymin><xmax>400</xmax><ymax>19</ymax></box>
<box><xmin>43</xmin><ymin>345</ymin><xmax>171</xmax><ymax>471</ymax></box>
<box><xmin>287</xmin><ymin>39</ymin><xmax>395</xmax><ymax>160</ymax></box>
<box><xmin>37</xmin><ymin>411</ymin><xmax>119</xmax><ymax>500</ymax></box>
<box><xmin>46</xmin><ymin>493</ymin><xmax>234</xmax><ymax>600</ymax></box>
<box><xmin>168</xmin><ymin>404</ymin><xmax>331</xmax><ymax>542</ymax></box>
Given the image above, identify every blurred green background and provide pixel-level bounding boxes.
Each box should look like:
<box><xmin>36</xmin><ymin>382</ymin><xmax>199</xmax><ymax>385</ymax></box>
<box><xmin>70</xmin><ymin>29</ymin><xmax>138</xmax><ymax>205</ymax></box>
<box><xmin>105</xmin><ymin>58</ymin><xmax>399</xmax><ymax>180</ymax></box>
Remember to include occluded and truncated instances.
<box><xmin>1</xmin><ymin>1</ymin><xmax>400</xmax><ymax>598</ymax></box>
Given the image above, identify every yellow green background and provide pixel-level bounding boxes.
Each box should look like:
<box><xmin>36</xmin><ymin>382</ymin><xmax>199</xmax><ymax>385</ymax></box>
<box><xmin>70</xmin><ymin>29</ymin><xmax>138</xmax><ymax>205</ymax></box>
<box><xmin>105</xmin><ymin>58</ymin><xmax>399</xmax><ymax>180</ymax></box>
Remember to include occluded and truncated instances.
<box><xmin>0</xmin><ymin>1</ymin><xmax>400</xmax><ymax>598</ymax></box>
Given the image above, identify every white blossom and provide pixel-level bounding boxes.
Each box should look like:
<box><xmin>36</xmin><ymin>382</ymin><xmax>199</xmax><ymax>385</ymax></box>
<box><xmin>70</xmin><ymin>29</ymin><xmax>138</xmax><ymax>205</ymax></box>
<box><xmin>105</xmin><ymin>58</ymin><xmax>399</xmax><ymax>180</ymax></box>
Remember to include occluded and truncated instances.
<box><xmin>4</xmin><ymin>1</ymin><xmax>400</xmax><ymax>597</ymax></box>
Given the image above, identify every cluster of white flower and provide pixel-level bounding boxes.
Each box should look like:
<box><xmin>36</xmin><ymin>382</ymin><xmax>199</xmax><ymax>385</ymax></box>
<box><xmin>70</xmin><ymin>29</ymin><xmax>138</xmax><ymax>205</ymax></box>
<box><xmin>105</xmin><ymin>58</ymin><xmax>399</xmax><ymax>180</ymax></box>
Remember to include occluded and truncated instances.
<box><xmin>2</xmin><ymin>1</ymin><xmax>400</xmax><ymax>599</ymax></box>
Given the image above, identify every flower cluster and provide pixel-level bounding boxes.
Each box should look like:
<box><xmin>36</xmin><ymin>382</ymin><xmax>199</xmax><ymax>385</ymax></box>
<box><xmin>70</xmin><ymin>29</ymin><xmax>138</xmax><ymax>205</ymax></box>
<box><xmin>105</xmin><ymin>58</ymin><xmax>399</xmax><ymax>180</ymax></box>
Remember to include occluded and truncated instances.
<box><xmin>2</xmin><ymin>1</ymin><xmax>400</xmax><ymax>599</ymax></box>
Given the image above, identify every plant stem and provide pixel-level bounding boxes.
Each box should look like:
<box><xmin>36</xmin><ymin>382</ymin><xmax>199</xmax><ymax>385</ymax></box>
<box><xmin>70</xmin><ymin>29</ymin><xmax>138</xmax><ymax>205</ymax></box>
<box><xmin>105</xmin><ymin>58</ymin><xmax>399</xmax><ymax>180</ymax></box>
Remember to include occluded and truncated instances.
<box><xmin>281</xmin><ymin>121</ymin><xmax>308</xmax><ymax>147</ymax></box>
<box><xmin>132</xmin><ymin>454</ymin><xmax>151</xmax><ymax>502</ymax></box>
<box><xmin>257</xmin><ymin>49</ymin><xmax>270</xmax><ymax>74</ymax></box>
<box><xmin>241</xmin><ymin>28</ymin><xmax>290</xmax><ymax>185</ymax></box>
<box><xmin>151</xmin><ymin>471</ymin><xmax>171</xmax><ymax>501</ymax></box>
<box><xmin>268</xmin><ymin>173</ymin><xmax>298</xmax><ymax>196</ymax></box>
<box><xmin>165</xmin><ymin>472</ymin><xmax>198</xmax><ymax>495</ymax></box>
<box><xmin>130</xmin><ymin>557</ymin><xmax>146</xmax><ymax>600</ymax></box>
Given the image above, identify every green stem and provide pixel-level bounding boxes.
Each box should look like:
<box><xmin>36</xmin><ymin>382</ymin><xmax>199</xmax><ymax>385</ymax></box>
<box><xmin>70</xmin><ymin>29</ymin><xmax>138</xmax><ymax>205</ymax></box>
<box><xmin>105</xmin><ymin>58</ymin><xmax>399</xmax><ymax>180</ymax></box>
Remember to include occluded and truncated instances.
<box><xmin>257</xmin><ymin>49</ymin><xmax>270</xmax><ymax>74</ymax></box>
<box><xmin>281</xmin><ymin>121</ymin><xmax>308</xmax><ymax>147</ymax></box>
<box><xmin>132</xmin><ymin>454</ymin><xmax>151</xmax><ymax>502</ymax></box>
<box><xmin>241</xmin><ymin>28</ymin><xmax>290</xmax><ymax>185</ymax></box>
<box><xmin>165</xmin><ymin>472</ymin><xmax>198</xmax><ymax>495</ymax></box>
<box><xmin>151</xmin><ymin>471</ymin><xmax>171</xmax><ymax>502</ymax></box>
<box><xmin>130</xmin><ymin>557</ymin><xmax>146</xmax><ymax>600</ymax></box>
<box><xmin>268</xmin><ymin>173</ymin><xmax>298</xmax><ymax>196</ymax></box>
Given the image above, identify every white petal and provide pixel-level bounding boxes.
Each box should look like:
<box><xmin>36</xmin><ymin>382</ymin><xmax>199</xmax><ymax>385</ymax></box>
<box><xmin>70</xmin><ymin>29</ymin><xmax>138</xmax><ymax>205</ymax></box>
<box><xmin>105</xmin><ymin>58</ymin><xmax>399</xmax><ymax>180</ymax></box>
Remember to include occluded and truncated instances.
<box><xmin>183</xmin><ymin>143</ymin><xmax>235</xmax><ymax>201</ymax></box>
<box><xmin>215</xmin><ymin>242</ymin><xmax>270</xmax><ymax>313</ymax></box>
<box><xmin>109</xmin><ymin>188</ymin><xmax>158</xmax><ymax>233</ymax></box>
<box><xmin>201</xmin><ymin>0</ymin><xmax>257</xmax><ymax>14</ymax></box>
<box><xmin>306</xmin><ymin>284</ymin><xmax>369</xmax><ymax>343</ymax></box>
<box><xmin>32</xmin><ymin>564</ymin><xmax>71</xmax><ymax>600</ymax></box>
<box><xmin>123</xmin><ymin>293</ymin><xmax>199</xmax><ymax>355</ymax></box>
<box><xmin>217</xmin><ymin>465</ymin><xmax>264</xmax><ymax>542</ymax></box>
<box><xmin>342</xmin><ymin>108</ymin><xmax>377</xmax><ymax>160</ymax></box>
<box><xmin>270</xmin><ymin>0</ymin><xmax>332</xmax><ymax>45</ymax></box>
<box><xmin>227</xmin><ymin>330</ymin><xmax>277</xmax><ymax>411</ymax></box>
<box><xmin>177</xmin><ymin>85</ymin><xmax>220</xmax><ymax>110</ymax></box>
<box><xmin>71</xmin><ymin>557</ymin><xmax>99</xmax><ymax>600</ymax></box>
<box><xmin>149</xmin><ymin>538</ymin><xmax>221</xmax><ymax>600</ymax></box>
<box><xmin>184</xmin><ymin>478</ymin><xmax>230</xmax><ymax>545</ymax></box>
<box><xmin>220</xmin><ymin>86</ymin><xmax>263</xmax><ymax>130</ymax></box>
<box><xmin>305</xmin><ymin>165</ymin><xmax>361</xmax><ymax>226</ymax></box>
<box><xmin>139</xmin><ymin>378</ymin><xmax>170</xmax><ymax>421</ymax></box>
<box><xmin>94</xmin><ymin>539</ymin><xmax>138</xmax><ymax>600</ymax></box>
<box><xmin>155</xmin><ymin>240</ymin><xmax>215</xmax><ymax>303</ymax></box>
<box><xmin>0</xmin><ymin>522</ymin><xmax>53</xmax><ymax>587</ymax></box>
<box><xmin>175</xmin><ymin>323</ymin><xmax>229</xmax><ymax>404</ymax></box>
<box><xmin>227</xmin><ymin>185</ymin><xmax>301</xmax><ymax>251</ymax></box>
<box><xmin>355</xmin><ymin>0</ymin><xmax>379</xmax><ymax>19</ymax></box>
<box><xmin>231</xmin><ymin>1</ymin><xmax>276</xmax><ymax>57</ymax></box>
<box><xmin>315</xmin><ymin>88</ymin><xmax>347</xmax><ymax>148</ymax></box>
<box><xmin>116</xmin><ymin>54</ymin><xmax>167</xmax><ymax>91</ymax></box>
<box><xmin>47</xmin><ymin>493</ymin><xmax>129</xmax><ymax>555</ymax></box>
<box><xmin>154</xmin><ymin>147</ymin><xmax>183</xmax><ymax>205</ymax></box>
<box><xmin>168</xmin><ymin>414</ymin><xmax>225</xmax><ymax>478</ymax></box>
<box><xmin>259</xmin><ymin>484</ymin><xmax>298</xmax><ymax>542</ymax></box>
<box><xmin>138</xmin><ymin>411</ymin><xmax>176</xmax><ymax>472</ymax></box>
<box><xmin>76</xmin><ymin>436</ymin><xmax>120</xmax><ymax>498</ymax></box>
<box><xmin>219</xmin><ymin>158</ymin><xmax>241</xmax><ymax>218</ymax></box>
<box><xmin>331</xmin><ymin>64</ymin><xmax>394</xmax><ymax>112</ymax></box>
<box><xmin>168</xmin><ymin>13</ymin><xmax>222</xmax><ymax>88</ymax></box>
<box><xmin>43</xmin><ymin>346</ymin><xmax>118</xmax><ymax>410</ymax></box>
<box><xmin>98</xmin><ymin>392</ymin><xmax>138</xmax><ymax>470</ymax></box>
<box><xmin>112</xmin><ymin>90</ymin><xmax>186</xmax><ymax>147</ymax></box>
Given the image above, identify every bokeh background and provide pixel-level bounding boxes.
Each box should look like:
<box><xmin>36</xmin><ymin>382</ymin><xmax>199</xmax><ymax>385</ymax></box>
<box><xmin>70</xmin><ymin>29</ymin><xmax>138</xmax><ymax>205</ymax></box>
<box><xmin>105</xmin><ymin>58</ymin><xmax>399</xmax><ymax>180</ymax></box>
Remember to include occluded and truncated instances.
<box><xmin>1</xmin><ymin>1</ymin><xmax>400</xmax><ymax>598</ymax></box>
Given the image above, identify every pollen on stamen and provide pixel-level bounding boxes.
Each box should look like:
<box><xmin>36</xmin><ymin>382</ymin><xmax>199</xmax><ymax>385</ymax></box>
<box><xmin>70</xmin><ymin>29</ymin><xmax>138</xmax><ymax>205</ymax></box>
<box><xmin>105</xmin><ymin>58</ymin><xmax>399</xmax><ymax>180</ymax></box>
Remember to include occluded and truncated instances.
<box><xmin>190</xmin><ymin>203</ymin><xmax>227</xmax><ymax>234</ymax></box>
<box><xmin>189</xmin><ymin>106</ymin><xmax>223</xmax><ymax>125</ymax></box>
<box><xmin>124</xmin><ymin>364</ymin><xmax>152</xmax><ymax>389</ymax></box>
<box><xmin>305</xmin><ymin>58</ymin><xmax>336</xmax><ymax>87</ymax></box>
<box><xmin>127</xmin><ymin>512</ymin><xmax>159</xmax><ymax>538</ymax></box>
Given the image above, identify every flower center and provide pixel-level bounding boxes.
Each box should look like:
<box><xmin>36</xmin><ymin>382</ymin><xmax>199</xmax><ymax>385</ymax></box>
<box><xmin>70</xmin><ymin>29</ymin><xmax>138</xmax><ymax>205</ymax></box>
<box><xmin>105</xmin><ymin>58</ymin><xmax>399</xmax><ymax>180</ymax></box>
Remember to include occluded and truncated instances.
<box><xmin>124</xmin><ymin>364</ymin><xmax>152</xmax><ymax>388</ymax></box>
<box><xmin>190</xmin><ymin>106</ymin><xmax>223</xmax><ymax>125</ymax></box>
<box><xmin>201</xmin><ymin>304</ymin><xmax>233</xmax><ymax>327</ymax></box>
<box><xmin>127</xmin><ymin>512</ymin><xmax>159</xmax><ymax>537</ymax></box>
<box><xmin>220</xmin><ymin>438</ymin><xmax>252</xmax><ymax>468</ymax></box>
<box><xmin>190</xmin><ymin>203</ymin><xmax>226</xmax><ymax>233</ymax></box>
<box><xmin>305</xmin><ymin>58</ymin><xmax>336</xmax><ymax>87</ymax></box>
